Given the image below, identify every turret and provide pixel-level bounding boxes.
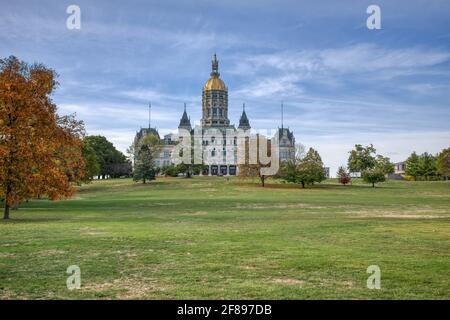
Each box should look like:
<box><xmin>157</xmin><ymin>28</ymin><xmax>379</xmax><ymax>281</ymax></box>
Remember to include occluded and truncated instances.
<box><xmin>238</xmin><ymin>103</ymin><xmax>251</xmax><ymax>130</ymax></box>
<box><xmin>178</xmin><ymin>103</ymin><xmax>192</xmax><ymax>131</ymax></box>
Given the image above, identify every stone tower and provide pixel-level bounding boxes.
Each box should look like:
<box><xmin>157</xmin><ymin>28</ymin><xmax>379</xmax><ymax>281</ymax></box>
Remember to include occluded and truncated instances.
<box><xmin>238</xmin><ymin>103</ymin><xmax>251</xmax><ymax>130</ymax></box>
<box><xmin>178</xmin><ymin>103</ymin><xmax>192</xmax><ymax>131</ymax></box>
<box><xmin>201</xmin><ymin>54</ymin><xmax>230</xmax><ymax>127</ymax></box>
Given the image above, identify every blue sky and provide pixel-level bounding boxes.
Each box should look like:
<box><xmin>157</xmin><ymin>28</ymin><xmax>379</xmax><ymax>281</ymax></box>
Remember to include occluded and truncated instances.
<box><xmin>1</xmin><ymin>0</ymin><xmax>450</xmax><ymax>175</ymax></box>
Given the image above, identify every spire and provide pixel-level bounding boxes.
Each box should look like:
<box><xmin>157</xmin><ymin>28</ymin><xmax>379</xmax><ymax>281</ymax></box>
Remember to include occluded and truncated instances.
<box><xmin>211</xmin><ymin>53</ymin><xmax>220</xmax><ymax>77</ymax></box>
<box><xmin>178</xmin><ymin>103</ymin><xmax>192</xmax><ymax>131</ymax></box>
<box><xmin>281</xmin><ymin>101</ymin><xmax>284</xmax><ymax>129</ymax></box>
<box><xmin>148</xmin><ymin>102</ymin><xmax>152</xmax><ymax>129</ymax></box>
<box><xmin>238</xmin><ymin>103</ymin><xmax>251</xmax><ymax>130</ymax></box>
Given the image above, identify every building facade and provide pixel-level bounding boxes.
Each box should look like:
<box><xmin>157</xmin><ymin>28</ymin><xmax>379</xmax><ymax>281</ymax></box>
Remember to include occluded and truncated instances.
<box><xmin>134</xmin><ymin>54</ymin><xmax>296</xmax><ymax>176</ymax></box>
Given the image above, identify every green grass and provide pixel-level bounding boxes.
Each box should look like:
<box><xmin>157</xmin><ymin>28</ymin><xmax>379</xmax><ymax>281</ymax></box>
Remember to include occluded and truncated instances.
<box><xmin>0</xmin><ymin>177</ymin><xmax>449</xmax><ymax>299</ymax></box>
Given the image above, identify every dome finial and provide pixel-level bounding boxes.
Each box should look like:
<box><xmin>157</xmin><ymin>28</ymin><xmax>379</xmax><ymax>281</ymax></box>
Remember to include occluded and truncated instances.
<box><xmin>211</xmin><ymin>53</ymin><xmax>219</xmax><ymax>77</ymax></box>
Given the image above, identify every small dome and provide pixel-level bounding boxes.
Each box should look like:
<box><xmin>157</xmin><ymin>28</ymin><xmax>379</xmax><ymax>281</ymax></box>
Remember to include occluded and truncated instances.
<box><xmin>203</xmin><ymin>75</ymin><xmax>227</xmax><ymax>91</ymax></box>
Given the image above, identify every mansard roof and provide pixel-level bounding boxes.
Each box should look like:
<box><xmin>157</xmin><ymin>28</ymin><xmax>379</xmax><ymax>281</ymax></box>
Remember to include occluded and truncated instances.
<box><xmin>136</xmin><ymin>127</ymin><xmax>160</xmax><ymax>140</ymax></box>
<box><xmin>278</xmin><ymin>127</ymin><xmax>295</xmax><ymax>143</ymax></box>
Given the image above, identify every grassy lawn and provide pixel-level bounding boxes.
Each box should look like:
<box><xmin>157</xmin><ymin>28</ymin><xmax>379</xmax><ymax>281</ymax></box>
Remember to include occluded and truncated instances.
<box><xmin>0</xmin><ymin>177</ymin><xmax>449</xmax><ymax>299</ymax></box>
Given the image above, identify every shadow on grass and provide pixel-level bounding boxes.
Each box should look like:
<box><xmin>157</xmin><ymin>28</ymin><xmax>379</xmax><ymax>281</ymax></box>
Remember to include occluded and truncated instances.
<box><xmin>0</xmin><ymin>216</ymin><xmax>64</xmax><ymax>224</ymax></box>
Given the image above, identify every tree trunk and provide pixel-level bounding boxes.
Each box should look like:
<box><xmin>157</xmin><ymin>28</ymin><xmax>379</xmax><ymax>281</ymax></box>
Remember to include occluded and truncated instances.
<box><xmin>261</xmin><ymin>175</ymin><xmax>265</xmax><ymax>187</ymax></box>
<box><xmin>4</xmin><ymin>203</ymin><xmax>10</xmax><ymax>220</ymax></box>
<box><xmin>4</xmin><ymin>185</ymin><xmax>11</xmax><ymax>219</ymax></box>
<box><xmin>372</xmin><ymin>182</ymin><xmax>375</xmax><ymax>188</ymax></box>
<box><xmin>301</xmin><ymin>181</ymin><xmax>305</xmax><ymax>188</ymax></box>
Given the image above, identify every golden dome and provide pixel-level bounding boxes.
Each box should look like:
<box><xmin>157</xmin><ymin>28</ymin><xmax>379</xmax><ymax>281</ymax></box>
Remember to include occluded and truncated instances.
<box><xmin>203</xmin><ymin>75</ymin><xmax>227</xmax><ymax>91</ymax></box>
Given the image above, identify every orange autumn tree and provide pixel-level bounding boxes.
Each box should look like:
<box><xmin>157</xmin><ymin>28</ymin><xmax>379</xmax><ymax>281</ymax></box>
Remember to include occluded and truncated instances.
<box><xmin>0</xmin><ymin>56</ymin><xmax>86</xmax><ymax>219</ymax></box>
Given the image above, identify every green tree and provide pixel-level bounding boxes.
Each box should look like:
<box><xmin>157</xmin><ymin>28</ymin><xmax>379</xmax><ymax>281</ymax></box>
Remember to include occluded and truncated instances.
<box><xmin>347</xmin><ymin>144</ymin><xmax>377</xmax><ymax>173</ymax></box>
<box><xmin>297</xmin><ymin>148</ymin><xmax>326</xmax><ymax>188</ymax></box>
<box><xmin>418</xmin><ymin>152</ymin><xmax>436</xmax><ymax>180</ymax></box>
<box><xmin>436</xmin><ymin>147</ymin><xmax>450</xmax><ymax>178</ymax></box>
<box><xmin>82</xmin><ymin>139</ymin><xmax>100</xmax><ymax>181</ymax></box>
<box><xmin>281</xmin><ymin>161</ymin><xmax>298</xmax><ymax>184</ymax></box>
<box><xmin>375</xmin><ymin>155</ymin><xmax>395</xmax><ymax>176</ymax></box>
<box><xmin>192</xmin><ymin>164</ymin><xmax>208</xmax><ymax>175</ymax></box>
<box><xmin>337</xmin><ymin>166</ymin><xmax>351</xmax><ymax>185</ymax></box>
<box><xmin>84</xmin><ymin>135</ymin><xmax>129</xmax><ymax>179</ymax></box>
<box><xmin>163</xmin><ymin>165</ymin><xmax>179</xmax><ymax>177</ymax></box>
<box><xmin>405</xmin><ymin>152</ymin><xmax>420</xmax><ymax>180</ymax></box>
<box><xmin>362</xmin><ymin>169</ymin><xmax>386</xmax><ymax>187</ymax></box>
<box><xmin>281</xmin><ymin>148</ymin><xmax>325</xmax><ymax>188</ymax></box>
<box><xmin>177</xmin><ymin>163</ymin><xmax>193</xmax><ymax>178</ymax></box>
<box><xmin>129</xmin><ymin>134</ymin><xmax>161</xmax><ymax>184</ymax></box>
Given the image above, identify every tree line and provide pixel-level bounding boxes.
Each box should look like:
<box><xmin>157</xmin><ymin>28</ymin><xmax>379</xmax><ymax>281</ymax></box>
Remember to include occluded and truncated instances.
<box><xmin>240</xmin><ymin>141</ymin><xmax>449</xmax><ymax>188</ymax></box>
<box><xmin>405</xmin><ymin>149</ymin><xmax>450</xmax><ymax>180</ymax></box>
<box><xmin>83</xmin><ymin>135</ymin><xmax>131</xmax><ymax>180</ymax></box>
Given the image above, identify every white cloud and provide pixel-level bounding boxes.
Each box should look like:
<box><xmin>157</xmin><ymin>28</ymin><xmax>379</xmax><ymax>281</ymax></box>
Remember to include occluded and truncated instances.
<box><xmin>234</xmin><ymin>74</ymin><xmax>304</xmax><ymax>98</ymax></box>
<box><xmin>232</xmin><ymin>44</ymin><xmax>450</xmax><ymax>76</ymax></box>
<box><xmin>58</xmin><ymin>102</ymin><xmax>180</xmax><ymax>127</ymax></box>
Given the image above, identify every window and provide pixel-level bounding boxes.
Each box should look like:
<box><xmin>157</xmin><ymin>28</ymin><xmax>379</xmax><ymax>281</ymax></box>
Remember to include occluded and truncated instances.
<box><xmin>211</xmin><ymin>136</ymin><xmax>215</xmax><ymax>144</ymax></box>
<box><xmin>219</xmin><ymin>108</ymin><xmax>223</xmax><ymax>116</ymax></box>
<box><xmin>213</xmin><ymin>108</ymin><xmax>217</xmax><ymax>117</ymax></box>
<box><xmin>212</xmin><ymin>149</ymin><xmax>216</xmax><ymax>157</ymax></box>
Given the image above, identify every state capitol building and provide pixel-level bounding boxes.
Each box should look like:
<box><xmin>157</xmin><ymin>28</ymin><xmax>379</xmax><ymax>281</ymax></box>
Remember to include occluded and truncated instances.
<box><xmin>134</xmin><ymin>54</ymin><xmax>296</xmax><ymax>176</ymax></box>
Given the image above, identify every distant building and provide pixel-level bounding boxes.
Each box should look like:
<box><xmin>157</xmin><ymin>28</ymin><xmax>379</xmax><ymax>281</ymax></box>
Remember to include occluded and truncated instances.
<box><xmin>278</xmin><ymin>128</ymin><xmax>296</xmax><ymax>162</ymax></box>
<box><xmin>350</xmin><ymin>172</ymin><xmax>361</xmax><ymax>178</ymax></box>
<box><xmin>133</xmin><ymin>128</ymin><xmax>176</xmax><ymax>169</ymax></box>
<box><xmin>387</xmin><ymin>161</ymin><xmax>407</xmax><ymax>180</ymax></box>
<box><xmin>324</xmin><ymin>167</ymin><xmax>330</xmax><ymax>179</ymax></box>
<box><xmin>394</xmin><ymin>161</ymin><xmax>406</xmax><ymax>175</ymax></box>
